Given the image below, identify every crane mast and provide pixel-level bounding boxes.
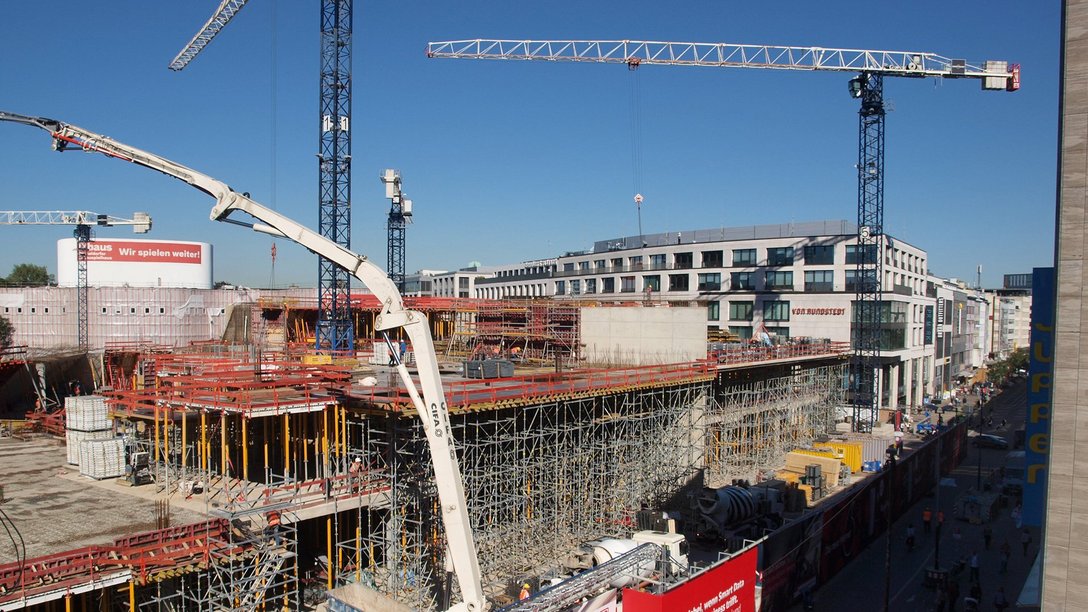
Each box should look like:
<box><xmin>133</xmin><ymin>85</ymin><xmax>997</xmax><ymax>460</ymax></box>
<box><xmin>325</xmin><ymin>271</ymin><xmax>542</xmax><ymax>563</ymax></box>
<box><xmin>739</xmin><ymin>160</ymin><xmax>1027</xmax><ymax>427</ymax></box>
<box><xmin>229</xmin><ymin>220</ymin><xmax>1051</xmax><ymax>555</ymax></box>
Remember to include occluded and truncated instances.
<box><xmin>0</xmin><ymin>210</ymin><xmax>151</xmax><ymax>350</ymax></box>
<box><xmin>427</xmin><ymin>37</ymin><xmax>1017</xmax><ymax>432</ymax></box>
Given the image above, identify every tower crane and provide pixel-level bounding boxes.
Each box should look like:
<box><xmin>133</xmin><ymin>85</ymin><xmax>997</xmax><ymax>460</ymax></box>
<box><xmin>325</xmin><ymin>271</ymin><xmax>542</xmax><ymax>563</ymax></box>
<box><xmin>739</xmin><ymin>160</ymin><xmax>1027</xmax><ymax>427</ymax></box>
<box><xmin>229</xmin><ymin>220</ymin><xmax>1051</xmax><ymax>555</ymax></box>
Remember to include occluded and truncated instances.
<box><xmin>0</xmin><ymin>110</ymin><xmax>485</xmax><ymax>612</ymax></box>
<box><xmin>0</xmin><ymin>210</ymin><xmax>152</xmax><ymax>350</ymax></box>
<box><xmin>380</xmin><ymin>169</ymin><xmax>413</xmax><ymax>292</ymax></box>
<box><xmin>425</xmin><ymin>38</ymin><xmax>1019</xmax><ymax>432</ymax></box>
<box><xmin>170</xmin><ymin>0</ymin><xmax>356</xmax><ymax>354</ymax></box>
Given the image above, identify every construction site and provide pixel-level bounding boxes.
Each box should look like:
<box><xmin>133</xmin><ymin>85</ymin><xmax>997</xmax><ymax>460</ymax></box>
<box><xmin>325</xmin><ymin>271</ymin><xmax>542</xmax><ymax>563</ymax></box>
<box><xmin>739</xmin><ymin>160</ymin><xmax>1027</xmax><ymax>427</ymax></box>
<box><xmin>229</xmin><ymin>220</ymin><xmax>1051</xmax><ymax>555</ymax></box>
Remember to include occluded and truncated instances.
<box><xmin>0</xmin><ymin>295</ymin><xmax>856</xmax><ymax>611</ymax></box>
<box><xmin>0</xmin><ymin>2</ymin><xmax>1021</xmax><ymax>611</ymax></box>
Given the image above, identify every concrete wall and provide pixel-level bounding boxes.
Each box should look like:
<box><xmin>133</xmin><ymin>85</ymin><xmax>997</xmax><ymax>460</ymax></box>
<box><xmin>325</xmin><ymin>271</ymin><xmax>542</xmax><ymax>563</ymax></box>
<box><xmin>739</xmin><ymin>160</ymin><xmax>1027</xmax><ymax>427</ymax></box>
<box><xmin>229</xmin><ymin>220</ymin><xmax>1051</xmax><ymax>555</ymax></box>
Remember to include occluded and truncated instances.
<box><xmin>1045</xmin><ymin>1</ymin><xmax>1088</xmax><ymax>607</ymax></box>
<box><xmin>579</xmin><ymin>306</ymin><xmax>706</xmax><ymax>366</ymax></box>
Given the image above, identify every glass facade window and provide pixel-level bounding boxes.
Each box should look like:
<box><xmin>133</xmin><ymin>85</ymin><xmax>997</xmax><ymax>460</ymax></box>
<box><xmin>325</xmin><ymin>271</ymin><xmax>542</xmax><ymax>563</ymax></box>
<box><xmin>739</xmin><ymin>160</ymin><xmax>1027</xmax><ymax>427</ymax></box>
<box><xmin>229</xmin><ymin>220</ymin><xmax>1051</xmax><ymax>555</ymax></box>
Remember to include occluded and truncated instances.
<box><xmin>765</xmin><ymin>326</ymin><xmax>790</xmax><ymax>339</ymax></box>
<box><xmin>764</xmin><ymin>270</ymin><xmax>794</xmax><ymax>290</ymax></box>
<box><xmin>675</xmin><ymin>252</ymin><xmax>693</xmax><ymax>269</ymax></box>
<box><xmin>629</xmin><ymin>256</ymin><xmax>643</xmax><ymax>270</ymax></box>
<box><xmin>707</xmin><ymin>301</ymin><xmax>720</xmax><ymax>321</ymax></box>
<box><xmin>731</xmin><ymin>272</ymin><xmax>754</xmax><ymax>290</ymax></box>
<box><xmin>621</xmin><ymin>276</ymin><xmax>636</xmax><ymax>293</ymax></box>
<box><xmin>702</xmin><ymin>250</ymin><xmax>724</xmax><ymax>268</ymax></box>
<box><xmin>697</xmin><ymin>273</ymin><xmax>722</xmax><ymax>291</ymax></box>
<box><xmin>650</xmin><ymin>254</ymin><xmax>667</xmax><ymax>269</ymax></box>
<box><xmin>586</xmin><ymin>278</ymin><xmax>597</xmax><ymax>294</ymax></box>
<box><xmin>804</xmin><ymin>245</ymin><xmax>835</xmax><ymax>265</ymax></box>
<box><xmin>845</xmin><ymin>269</ymin><xmax>878</xmax><ymax>292</ymax></box>
<box><xmin>767</xmin><ymin>247</ymin><xmax>794</xmax><ymax>266</ymax></box>
<box><xmin>579</xmin><ymin>261</ymin><xmax>590</xmax><ymax>271</ymax></box>
<box><xmin>611</xmin><ymin>258</ymin><xmax>623</xmax><ymax>269</ymax></box>
<box><xmin>556</xmin><ymin>280</ymin><xmax>566</xmax><ymax>295</ymax></box>
<box><xmin>729</xmin><ymin>301</ymin><xmax>754</xmax><ymax>321</ymax></box>
<box><xmin>644</xmin><ymin>275</ymin><xmax>661</xmax><ymax>292</ymax></box>
<box><xmin>571</xmin><ymin>280</ymin><xmax>581</xmax><ymax>295</ymax></box>
<box><xmin>804</xmin><ymin>270</ymin><xmax>834</xmax><ymax>291</ymax></box>
<box><xmin>732</xmin><ymin>248</ymin><xmax>756</xmax><ymax>266</ymax></box>
<box><xmin>729</xmin><ymin>325</ymin><xmax>753</xmax><ymax>340</ymax></box>
<box><xmin>763</xmin><ymin>300</ymin><xmax>791</xmax><ymax>321</ymax></box>
<box><xmin>563</xmin><ymin>262</ymin><xmax>575</xmax><ymax>272</ymax></box>
<box><xmin>669</xmin><ymin>274</ymin><xmax>689</xmax><ymax>291</ymax></box>
<box><xmin>595</xmin><ymin>259</ymin><xmax>607</xmax><ymax>270</ymax></box>
<box><xmin>603</xmin><ymin>278</ymin><xmax>615</xmax><ymax>293</ymax></box>
<box><xmin>845</xmin><ymin>244</ymin><xmax>878</xmax><ymax>264</ymax></box>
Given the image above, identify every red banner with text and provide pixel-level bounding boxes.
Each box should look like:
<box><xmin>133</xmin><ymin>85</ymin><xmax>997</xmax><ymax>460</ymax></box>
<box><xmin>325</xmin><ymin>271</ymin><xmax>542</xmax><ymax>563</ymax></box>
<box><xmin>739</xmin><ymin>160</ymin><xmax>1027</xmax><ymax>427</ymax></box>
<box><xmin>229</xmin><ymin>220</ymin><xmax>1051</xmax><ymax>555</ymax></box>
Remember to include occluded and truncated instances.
<box><xmin>622</xmin><ymin>547</ymin><xmax>757</xmax><ymax>612</ymax></box>
<box><xmin>86</xmin><ymin>240</ymin><xmax>202</xmax><ymax>264</ymax></box>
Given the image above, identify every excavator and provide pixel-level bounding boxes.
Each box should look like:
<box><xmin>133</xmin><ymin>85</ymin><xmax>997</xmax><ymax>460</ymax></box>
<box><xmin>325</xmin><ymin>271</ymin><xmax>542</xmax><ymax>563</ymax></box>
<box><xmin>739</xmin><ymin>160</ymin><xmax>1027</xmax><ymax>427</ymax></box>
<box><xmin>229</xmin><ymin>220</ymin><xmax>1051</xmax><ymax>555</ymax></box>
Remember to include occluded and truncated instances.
<box><xmin>0</xmin><ymin>111</ymin><xmax>486</xmax><ymax>612</ymax></box>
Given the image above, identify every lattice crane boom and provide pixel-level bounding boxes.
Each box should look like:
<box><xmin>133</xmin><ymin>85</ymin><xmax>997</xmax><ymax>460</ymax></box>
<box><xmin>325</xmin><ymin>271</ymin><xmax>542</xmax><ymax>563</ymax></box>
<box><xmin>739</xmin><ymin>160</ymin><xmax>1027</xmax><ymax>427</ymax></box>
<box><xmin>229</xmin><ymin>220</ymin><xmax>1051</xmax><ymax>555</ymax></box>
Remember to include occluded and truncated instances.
<box><xmin>169</xmin><ymin>0</ymin><xmax>252</xmax><ymax>71</ymax></box>
<box><xmin>427</xmin><ymin>37</ymin><xmax>1018</xmax><ymax>432</ymax></box>
<box><xmin>426</xmin><ymin>39</ymin><xmax>1020</xmax><ymax>89</ymax></box>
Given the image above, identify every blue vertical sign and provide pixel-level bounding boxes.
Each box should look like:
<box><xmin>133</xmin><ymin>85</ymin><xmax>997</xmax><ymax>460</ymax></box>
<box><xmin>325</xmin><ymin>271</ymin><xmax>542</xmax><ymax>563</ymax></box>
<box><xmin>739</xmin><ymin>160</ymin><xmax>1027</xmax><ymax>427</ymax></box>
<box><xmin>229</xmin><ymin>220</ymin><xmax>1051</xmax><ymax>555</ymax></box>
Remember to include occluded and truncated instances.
<box><xmin>1023</xmin><ymin>267</ymin><xmax>1054</xmax><ymax>527</ymax></box>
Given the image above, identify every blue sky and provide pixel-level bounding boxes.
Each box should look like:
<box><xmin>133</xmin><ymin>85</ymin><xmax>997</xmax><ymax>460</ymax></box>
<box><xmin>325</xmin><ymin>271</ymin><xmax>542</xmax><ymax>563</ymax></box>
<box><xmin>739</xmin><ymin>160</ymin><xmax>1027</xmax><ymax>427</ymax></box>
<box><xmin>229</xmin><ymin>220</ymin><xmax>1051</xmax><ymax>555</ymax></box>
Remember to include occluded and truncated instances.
<box><xmin>0</xmin><ymin>1</ymin><xmax>1060</xmax><ymax>289</ymax></box>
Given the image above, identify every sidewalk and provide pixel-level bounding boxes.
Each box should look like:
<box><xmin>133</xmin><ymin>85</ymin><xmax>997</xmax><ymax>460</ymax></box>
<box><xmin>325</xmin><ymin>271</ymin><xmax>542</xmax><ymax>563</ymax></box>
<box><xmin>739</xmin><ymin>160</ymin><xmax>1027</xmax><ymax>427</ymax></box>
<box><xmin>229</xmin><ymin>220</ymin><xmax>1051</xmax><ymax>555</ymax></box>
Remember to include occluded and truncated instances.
<box><xmin>792</xmin><ymin>380</ymin><xmax>1037</xmax><ymax>611</ymax></box>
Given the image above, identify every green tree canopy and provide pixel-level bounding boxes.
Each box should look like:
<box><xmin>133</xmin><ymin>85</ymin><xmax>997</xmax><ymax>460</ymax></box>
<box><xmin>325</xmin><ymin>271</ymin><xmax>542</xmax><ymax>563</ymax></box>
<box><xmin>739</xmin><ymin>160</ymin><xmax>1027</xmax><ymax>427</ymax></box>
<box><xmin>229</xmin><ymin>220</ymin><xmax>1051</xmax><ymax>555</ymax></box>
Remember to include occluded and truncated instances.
<box><xmin>4</xmin><ymin>263</ymin><xmax>52</xmax><ymax>286</ymax></box>
<box><xmin>0</xmin><ymin>315</ymin><xmax>12</xmax><ymax>348</ymax></box>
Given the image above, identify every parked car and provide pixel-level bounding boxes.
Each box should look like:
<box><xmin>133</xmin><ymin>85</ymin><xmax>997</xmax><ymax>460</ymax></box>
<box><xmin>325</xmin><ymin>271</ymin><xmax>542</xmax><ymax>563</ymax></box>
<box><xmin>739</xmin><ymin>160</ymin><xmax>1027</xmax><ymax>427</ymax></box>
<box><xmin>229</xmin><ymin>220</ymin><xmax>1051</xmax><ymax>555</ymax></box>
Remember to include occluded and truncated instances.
<box><xmin>973</xmin><ymin>433</ymin><xmax>1009</xmax><ymax>449</ymax></box>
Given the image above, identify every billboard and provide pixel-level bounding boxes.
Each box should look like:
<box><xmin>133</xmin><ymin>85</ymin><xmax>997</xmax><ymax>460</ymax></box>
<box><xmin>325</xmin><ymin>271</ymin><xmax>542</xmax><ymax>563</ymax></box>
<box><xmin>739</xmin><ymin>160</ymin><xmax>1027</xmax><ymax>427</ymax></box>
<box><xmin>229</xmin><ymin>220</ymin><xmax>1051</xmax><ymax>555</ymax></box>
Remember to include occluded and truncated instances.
<box><xmin>1023</xmin><ymin>267</ymin><xmax>1054</xmax><ymax>527</ymax></box>
<box><xmin>622</xmin><ymin>546</ymin><xmax>757</xmax><ymax>612</ymax></box>
<box><xmin>57</xmin><ymin>238</ymin><xmax>212</xmax><ymax>289</ymax></box>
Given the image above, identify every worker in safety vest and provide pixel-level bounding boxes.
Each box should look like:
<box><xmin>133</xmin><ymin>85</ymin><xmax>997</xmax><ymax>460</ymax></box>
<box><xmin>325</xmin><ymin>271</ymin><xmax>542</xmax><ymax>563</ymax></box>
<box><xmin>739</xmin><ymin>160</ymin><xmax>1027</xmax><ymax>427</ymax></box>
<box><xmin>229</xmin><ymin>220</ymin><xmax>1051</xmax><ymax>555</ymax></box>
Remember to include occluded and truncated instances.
<box><xmin>519</xmin><ymin>583</ymin><xmax>531</xmax><ymax>601</ymax></box>
<box><xmin>922</xmin><ymin>507</ymin><xmax>932</xmax><ymax>534</ymax></box>
<box><xmin>266</xmin><ymin>510</ymin><xmax>282</xmax><ymax>545</ymax></box>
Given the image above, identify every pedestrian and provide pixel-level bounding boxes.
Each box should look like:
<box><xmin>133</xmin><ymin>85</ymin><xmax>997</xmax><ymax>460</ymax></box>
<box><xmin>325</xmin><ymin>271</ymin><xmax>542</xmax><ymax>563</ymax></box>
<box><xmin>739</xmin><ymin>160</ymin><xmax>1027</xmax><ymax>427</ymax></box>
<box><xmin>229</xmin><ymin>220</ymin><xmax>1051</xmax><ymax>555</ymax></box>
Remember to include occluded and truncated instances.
<box><xmin>993</xmin><ymin>586</ymin><xmax>1010</xmax><ymax>611</ymax></box>
<box><xmin>906</xmin><ymin>523</ymin><xmax>916</xmax><ymax>551</ymax></box>
<box><xmin>1000</xmin><ymin>540</ymin><xmax>1012</xmax><ymax>574</ymax></box>
<box><xmin>1001</xmin><ymin>418</ymin><xmax>1008</xmax><ymax>429</ymax></box>
<box><xmin>952</xmin><ymin>526</ymin><xmax>963</xmax><ymax>560</ymax></box>
<box><xmin>982</xmin><ymin>525</ymin><xmax>992</xmax><ymax>550</ymax></box>
<box><xmin>923</xmin><ymin>506</ymin><xmax>932</xmax><ymax>534</ymax></box>
<box><xmin>947</xmin><ymin>579</ymin><xmax>960</xmax><ymax>612</ymax></box>
<box><xmin>969</xmin><ymin>550</ymin><xmax>980</xmax><ymax>582</ymax></box>
<box><xmin>1021</xmin><ymin>528</ymin><xmax>1033</xmax><ymax>556</ymax></box>
<box><xmin>988</xmin><ymin>416</ymin><xmax>994</xmax><ymax>428</ymax></box>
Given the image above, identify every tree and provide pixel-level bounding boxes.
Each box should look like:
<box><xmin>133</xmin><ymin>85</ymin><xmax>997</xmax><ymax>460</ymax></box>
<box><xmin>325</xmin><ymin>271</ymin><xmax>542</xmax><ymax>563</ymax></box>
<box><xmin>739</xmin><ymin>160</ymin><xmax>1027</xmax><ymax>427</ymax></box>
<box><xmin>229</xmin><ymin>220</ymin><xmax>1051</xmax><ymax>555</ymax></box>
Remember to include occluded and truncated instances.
<box><xmin>4</xmin><ymin>263</ymin><xmax>52</xmax><ymax>286</ymax></box>
<box><xmin>0</xmin><ymin>315</ymin><xmax>12</xmax><ymax>348</ymax></box>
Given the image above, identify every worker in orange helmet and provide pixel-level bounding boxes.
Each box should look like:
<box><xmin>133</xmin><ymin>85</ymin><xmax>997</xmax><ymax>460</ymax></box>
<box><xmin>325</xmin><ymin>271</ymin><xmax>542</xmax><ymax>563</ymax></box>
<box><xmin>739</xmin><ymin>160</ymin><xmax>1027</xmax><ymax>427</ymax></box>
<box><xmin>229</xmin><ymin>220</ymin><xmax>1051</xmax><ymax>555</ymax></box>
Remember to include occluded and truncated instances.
<box><xmin>519</xmin><ymin>582</ymin><xmax>531</xmax><ymax>601</ymax></box>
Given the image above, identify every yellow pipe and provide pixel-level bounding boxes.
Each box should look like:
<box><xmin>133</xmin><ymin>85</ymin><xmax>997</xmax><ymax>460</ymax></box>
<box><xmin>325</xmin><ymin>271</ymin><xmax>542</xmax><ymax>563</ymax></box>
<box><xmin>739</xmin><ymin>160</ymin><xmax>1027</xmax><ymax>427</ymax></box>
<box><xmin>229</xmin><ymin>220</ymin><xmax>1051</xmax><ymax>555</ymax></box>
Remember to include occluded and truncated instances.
<box><xmin>242</xmin><ymin>417</ymin><xmax>249</xmax><ymax>482</ymax></box>
<box><xmin>200</xmin><ymin>411</ymin><xmax>207</xmax><ymax>472</ymax></box>
<box><xmin>341</xmin><ymin>405</ymin><xmax>347</xmax><ymax>461</ymax></box>
<box><xmin>153</xmin><ymin>406</ymin><xmax>160</xmax><ymax>464</ymax></box>
<box><xmin>323</xmin><ymin>409</ymin><xmax>329</xmax><ymax>478</ymax></box>
<box><xmin>220</xmin><ymin>412</ymin><xmax>227</xmax><ymax>478</ymax></box>
<box><xmin>65</xmin><ymin>594</ymin><xmax>71</xmax><ymax>612</ymax></box>
<box><xmin>355</xmin><ymin>526</ymin><xmax>361</xmax><ymax>583</ymax></box>
<box><xmin>129</xmin><ymin>579</ymin><xmax>136</xmax><ymax>611</ymax></box>
<box><xmin>332</xmin><ymin>402</ymin><xmax>340</xmax><ymax>457</ymax></box>
<box><xmin>283</xmin><ymin>413</ymin><xmax>290</xmax><ymax>477</ymax></box>
<box><xmin>303</xmin><ymin>413</ymin><xmax>309</xmax><ymax>470</ymax></box>
<box><xmin>327</xmin><ymin>517</ymin><xmax>334</xmax><ymax>591</ymax></box>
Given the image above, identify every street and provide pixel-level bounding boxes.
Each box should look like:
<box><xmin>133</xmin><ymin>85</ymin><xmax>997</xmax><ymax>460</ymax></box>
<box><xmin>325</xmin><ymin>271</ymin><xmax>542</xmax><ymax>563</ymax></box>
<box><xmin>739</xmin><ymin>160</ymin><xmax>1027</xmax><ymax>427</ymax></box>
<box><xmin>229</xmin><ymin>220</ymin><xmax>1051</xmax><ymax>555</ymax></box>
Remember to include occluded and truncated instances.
<box><xmin>790</xmin><ymin>378</ymin><xmax>1037</xmax><ymax>611</ymax></box>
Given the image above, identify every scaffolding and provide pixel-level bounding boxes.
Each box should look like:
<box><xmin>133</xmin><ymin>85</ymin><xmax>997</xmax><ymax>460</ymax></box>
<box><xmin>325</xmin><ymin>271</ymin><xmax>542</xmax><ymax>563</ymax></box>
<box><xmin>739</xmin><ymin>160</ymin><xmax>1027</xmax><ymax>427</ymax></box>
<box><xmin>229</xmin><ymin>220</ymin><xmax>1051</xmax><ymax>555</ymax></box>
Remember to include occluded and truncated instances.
<box><xmin>703</xmin><ymin>364</ymin><xmax>847</xmax><ymax>487</ymax></box>
<box><xmin>339</xmin><ymin>379</ymin><xmax>708</xmax><ymax>609</ymax></box>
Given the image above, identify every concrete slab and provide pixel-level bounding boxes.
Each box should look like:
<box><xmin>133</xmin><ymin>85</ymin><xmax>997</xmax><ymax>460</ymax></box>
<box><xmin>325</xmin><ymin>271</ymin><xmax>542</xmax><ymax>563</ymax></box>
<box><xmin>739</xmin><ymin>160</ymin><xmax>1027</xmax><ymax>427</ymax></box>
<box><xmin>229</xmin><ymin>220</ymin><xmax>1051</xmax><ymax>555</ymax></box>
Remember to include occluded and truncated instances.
<box><xmin>0</xmin><ymin>436</ymin><xmax>207</xmax><ymax>564</ymax></box>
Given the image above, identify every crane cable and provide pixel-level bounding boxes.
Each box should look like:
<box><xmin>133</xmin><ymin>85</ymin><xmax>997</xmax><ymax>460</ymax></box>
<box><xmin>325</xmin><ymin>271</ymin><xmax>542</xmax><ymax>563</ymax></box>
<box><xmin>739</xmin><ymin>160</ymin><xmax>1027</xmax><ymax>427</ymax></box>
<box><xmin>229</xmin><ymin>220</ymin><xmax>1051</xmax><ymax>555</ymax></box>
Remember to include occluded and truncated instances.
<box><xmin>269</xmin><ymin>0</ymin><xmax>279</xmax><ymax>288</ymax></box>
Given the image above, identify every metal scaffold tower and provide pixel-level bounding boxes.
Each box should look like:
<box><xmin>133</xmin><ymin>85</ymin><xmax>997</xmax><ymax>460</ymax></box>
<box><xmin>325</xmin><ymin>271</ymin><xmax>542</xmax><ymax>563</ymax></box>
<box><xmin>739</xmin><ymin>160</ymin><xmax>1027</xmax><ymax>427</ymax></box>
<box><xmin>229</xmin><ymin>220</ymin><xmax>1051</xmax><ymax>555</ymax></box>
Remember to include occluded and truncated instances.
<box><xmin>342</xmin><ymin>382</ymin><xmax>707</xmax><ymax>607</ymax></box>
<box><xmin>703</xmin><ymin>365</ymin><xmax>846</xmax><ymax>487</ymax></box>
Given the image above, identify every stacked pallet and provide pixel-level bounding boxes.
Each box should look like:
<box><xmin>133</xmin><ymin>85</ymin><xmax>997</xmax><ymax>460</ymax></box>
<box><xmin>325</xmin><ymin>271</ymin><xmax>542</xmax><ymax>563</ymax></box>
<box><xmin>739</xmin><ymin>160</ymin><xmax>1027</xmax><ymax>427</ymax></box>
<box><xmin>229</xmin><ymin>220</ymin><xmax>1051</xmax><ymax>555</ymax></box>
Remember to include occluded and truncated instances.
<box><xmin>64</xmin><ymin>395</ymin><xmax>114</xmax><ymax>466</ymax></box>
<box><xmin>79</xmin><ymin>438</ymin><xmax>125</xmax><ymax>480</ymax></box>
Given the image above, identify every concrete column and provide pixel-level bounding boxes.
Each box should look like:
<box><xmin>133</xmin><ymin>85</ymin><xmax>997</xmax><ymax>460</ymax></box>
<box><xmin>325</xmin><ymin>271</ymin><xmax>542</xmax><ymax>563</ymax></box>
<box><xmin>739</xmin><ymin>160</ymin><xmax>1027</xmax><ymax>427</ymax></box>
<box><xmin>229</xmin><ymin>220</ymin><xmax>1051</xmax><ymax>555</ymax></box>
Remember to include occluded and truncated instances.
<box><xmin>888</xmin><ymin>363</ymin><xmax>901</xmax><ymax>410</ymax></box>
<box><xmin>903</xmin><ymin>358</ymin><xmax>914</xmax><ymax>409</ymax></box>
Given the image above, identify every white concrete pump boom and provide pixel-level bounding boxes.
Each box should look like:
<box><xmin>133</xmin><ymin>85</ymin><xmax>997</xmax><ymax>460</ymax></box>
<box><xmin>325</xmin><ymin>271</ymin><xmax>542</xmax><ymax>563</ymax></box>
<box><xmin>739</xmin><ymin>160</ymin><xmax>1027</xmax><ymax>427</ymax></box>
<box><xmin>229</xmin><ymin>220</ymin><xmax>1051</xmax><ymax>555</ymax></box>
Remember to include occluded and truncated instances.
<box><xmin>0</xmin><ymin>110</ymin><xmax>486</xmax><ymax>612</ymax></box>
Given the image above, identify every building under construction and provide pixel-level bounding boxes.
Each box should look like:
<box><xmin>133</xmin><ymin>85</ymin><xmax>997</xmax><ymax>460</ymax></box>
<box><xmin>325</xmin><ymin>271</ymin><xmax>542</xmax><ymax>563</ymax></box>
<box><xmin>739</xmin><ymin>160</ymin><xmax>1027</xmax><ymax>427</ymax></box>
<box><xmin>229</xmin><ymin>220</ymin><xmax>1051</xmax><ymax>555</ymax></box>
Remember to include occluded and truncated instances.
<box><xmin>0</xmin><ymin>297</ymin><xmax>853</xmax><ymax>611</ymax></box>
